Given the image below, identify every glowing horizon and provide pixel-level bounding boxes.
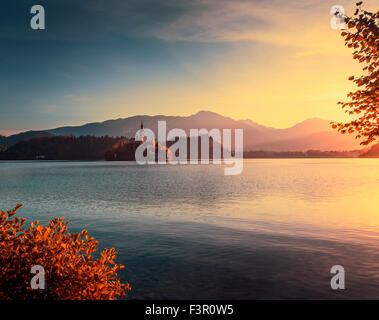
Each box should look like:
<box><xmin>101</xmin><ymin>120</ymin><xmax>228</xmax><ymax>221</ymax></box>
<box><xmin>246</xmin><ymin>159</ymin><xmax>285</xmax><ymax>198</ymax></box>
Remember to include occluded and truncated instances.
<box><xmin>1</xmin><ymin>0</ymin><xmax>377</xmax><ymax>134</ymax></box>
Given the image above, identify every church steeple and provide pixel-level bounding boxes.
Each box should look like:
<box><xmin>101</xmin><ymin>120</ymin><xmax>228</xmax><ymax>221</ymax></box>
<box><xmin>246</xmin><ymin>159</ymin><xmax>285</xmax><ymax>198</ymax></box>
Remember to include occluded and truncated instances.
<box><xmin>139</xmin><ymin>120</ymin><xmax>146</xmax><ymax>142</ymax></box>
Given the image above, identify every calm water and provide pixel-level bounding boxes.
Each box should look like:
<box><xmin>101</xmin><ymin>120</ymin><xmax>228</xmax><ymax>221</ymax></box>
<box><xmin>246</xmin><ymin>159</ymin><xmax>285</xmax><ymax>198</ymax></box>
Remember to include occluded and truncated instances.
<box><xmin>0</xmin><ymin>159</ymin><xmax>379</xmax><ymax>299</ymax></box>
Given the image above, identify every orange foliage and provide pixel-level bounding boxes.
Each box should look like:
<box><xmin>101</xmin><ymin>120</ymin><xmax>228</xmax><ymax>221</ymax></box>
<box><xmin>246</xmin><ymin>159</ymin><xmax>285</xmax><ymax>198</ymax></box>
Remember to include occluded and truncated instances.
<box><xmin>0</xmin><ymin>204</ymin><xmax>131</xmax><ymax>300</ymax></box>
<box><xmin>332</xmin><ymin>2</ymin><xmax>379</xmax><ymax>145</ymax></box>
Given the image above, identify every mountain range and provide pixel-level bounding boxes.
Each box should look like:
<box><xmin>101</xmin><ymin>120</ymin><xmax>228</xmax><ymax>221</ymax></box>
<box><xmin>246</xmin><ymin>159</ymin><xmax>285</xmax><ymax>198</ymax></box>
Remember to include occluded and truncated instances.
<box><xmin>0</xmin><ymin>111</ymin><xmax>364</xmax><ymax>152</ymax></box>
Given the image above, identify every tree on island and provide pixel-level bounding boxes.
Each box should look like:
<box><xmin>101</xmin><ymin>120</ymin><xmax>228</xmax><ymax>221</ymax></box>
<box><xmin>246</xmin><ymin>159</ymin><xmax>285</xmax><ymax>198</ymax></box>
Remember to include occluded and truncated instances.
<box><xmin>332</xmin><ymin>2</ymin><xmax>379</xmax><ymax>145</ymax></box>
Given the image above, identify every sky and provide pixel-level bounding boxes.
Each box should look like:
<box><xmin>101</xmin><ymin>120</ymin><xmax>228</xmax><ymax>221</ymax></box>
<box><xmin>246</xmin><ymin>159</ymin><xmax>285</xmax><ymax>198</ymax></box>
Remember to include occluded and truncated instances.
<box><xmin>0</xmin><ymin>0</ymin><xmax>376</xmax><ymax>135</ymax></box>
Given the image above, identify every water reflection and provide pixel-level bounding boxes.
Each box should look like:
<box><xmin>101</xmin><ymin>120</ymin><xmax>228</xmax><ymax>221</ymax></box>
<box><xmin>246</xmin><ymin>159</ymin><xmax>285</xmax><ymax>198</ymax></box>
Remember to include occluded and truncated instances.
<box><xmin>0</xmin><ymin>159</ymin><xmax>379</xmax><ymax>299</ymax></box>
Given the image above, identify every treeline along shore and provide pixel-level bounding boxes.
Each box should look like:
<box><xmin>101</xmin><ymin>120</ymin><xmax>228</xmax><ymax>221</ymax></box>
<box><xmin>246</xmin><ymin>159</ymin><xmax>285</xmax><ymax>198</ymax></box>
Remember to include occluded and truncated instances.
<box><xmin>0</xmin><ymin>135</ymin><xmax>223</xmax><ymax>161</ymax></box>
<box><xmin>0</xmin><ymin>135</ymin><xmax>378</xmax><ymax>160</ymax></box>
<box><xmin>0</xmin><ymin>136</ymin><xmax>124</xmax><ymax>161</ymax></box>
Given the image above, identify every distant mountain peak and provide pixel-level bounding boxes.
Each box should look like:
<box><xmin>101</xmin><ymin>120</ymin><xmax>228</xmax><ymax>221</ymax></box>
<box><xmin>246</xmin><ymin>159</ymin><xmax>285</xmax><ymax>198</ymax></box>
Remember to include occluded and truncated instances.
<box><xmin>1</xmin><ymin>112</ymin><xmax>362</xmax><ymax>152</ymax></box>
<box><xmin>190</xmin><ymin>110</ymin><xmax>225</xmax><ymax>119</ymax></box>
<box><xmin>192</xmin><ymin>110</ymin><xmax>218</xmax><ymax>115</ymax></box>
<box><xmin>290</xmin><ymin>117</ymin><xmax>332</xmax><ymax>128</ymax></box>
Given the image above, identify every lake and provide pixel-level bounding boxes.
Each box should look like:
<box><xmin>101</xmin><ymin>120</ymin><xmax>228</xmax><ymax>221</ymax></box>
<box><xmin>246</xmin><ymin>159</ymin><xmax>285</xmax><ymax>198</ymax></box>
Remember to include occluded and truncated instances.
<box><xmin>0</xmin><ymin>159</ymin><xmax>379</xmax><ymax>299</ymax></box>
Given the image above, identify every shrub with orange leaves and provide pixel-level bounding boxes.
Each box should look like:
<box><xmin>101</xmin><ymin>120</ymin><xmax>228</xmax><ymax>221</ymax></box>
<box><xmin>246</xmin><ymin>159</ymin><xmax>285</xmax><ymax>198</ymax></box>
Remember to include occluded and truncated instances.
<box><xmin>0</xmin><ymin>204</ymin><xmax>131</xmax><ymax>300</ymax></box>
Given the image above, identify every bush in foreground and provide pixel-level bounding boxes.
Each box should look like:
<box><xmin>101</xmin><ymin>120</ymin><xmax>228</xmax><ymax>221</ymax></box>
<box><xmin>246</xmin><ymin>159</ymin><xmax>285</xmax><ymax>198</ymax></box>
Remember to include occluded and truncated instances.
<box><xmin>0</xmin><ymin>204</ymin><xmax>131</xmax><ymax>300</ymax></box>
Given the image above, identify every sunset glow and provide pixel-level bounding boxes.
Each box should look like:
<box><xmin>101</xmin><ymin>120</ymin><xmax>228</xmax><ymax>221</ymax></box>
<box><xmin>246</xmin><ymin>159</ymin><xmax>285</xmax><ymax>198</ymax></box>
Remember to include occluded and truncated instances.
<box><xmin>0</xmin><ymin>0</ymin><xmax>377</xmax><ymax>133</ymax></box>
<box><xmin>1</xmin><ymin>0</ymin><xmax>379</xmax><ymax>303</ymax></box>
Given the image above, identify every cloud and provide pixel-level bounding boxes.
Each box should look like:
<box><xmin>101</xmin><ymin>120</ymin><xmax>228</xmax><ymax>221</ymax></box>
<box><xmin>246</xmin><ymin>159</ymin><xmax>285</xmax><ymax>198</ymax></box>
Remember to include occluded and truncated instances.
<box><xmin>0</xmin><ymin>0</ymin><xmax>330</xmax><ymax>44</ymax></box>
<box><xmin>146</xmin><ymin>0</ymin><xmax>346</xmax><ymax>58</ymax></box>
<box><xmin>150</xmin><ymin>0</ymin><xmax>270</xmax><ymax>42</ymax></box>
<box><xmin>41</xmin><ymin>105</ymin><xmax>64</xmax><ymax>114</ymax></box>
<box><xmin>59</xmin><ymin>0</ymin><xmax>369</xmax><ymax>59</ymax></box>
<box><xmin>3</xmin><ymin>0</ymin><xmax>376</xmax><ymax>55</ymax></box>
<box><xmin>64</xmin><ymin>94</ymin><xmax>91</xmax><ymax>103</ymax></box>
<box><xmin>144</xmin><ymin>0</ymin><xmax>377</xmax><ymax>57</ymax></box>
